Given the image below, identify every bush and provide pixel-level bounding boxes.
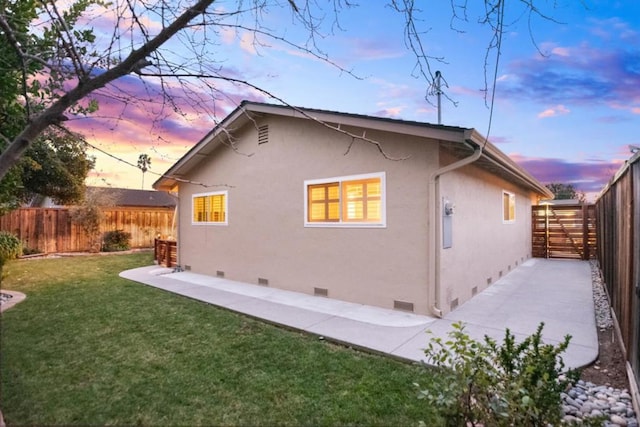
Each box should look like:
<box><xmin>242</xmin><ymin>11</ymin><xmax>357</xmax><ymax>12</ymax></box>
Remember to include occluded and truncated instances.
<box><xmin>21</xmin><ymin>247</ymin><xmax>42</xmax><ymax>256</ymax></box>
<box><xmin>102</xmin><ymin>230</ymin><xmax>131</xmax><ymax>252</ymax></box>
<box><xmin>0</xmin><ymin>232</ymin><xmax>21</xmax><ymax>286</ymax></box>
<box><xmin>415</xmin><ymin>321</ymin><xmax>579</xmax><ymax>427</ymax></box>
<box><xmin>0</xmin><ymin>232</ymin><xmax>21</xmax><ymax>266</ymax></box>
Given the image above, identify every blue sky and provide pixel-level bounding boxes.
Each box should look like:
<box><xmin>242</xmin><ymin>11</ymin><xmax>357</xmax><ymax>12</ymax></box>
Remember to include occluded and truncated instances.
<box><xmin>75</xmin><ymin>0</ymin><xmax>640</xmax><ymax>200</ymax></box>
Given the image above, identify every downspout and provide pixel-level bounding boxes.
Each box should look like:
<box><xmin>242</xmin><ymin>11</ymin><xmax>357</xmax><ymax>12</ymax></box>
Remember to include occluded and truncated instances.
<box><xmin>428</xmin><ymin>132</ymin><xmax>483</xmax><ymax>318</ymax></box>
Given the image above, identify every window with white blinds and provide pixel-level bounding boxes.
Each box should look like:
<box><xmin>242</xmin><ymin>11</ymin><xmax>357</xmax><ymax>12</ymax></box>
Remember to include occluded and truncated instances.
<box><xmin>304</xmin><ymin>172</ymin><xmax>386</xmax><ymax>227</ymax></box>
<box><xmin>192</xmin><ymin>191</ymin><xmax>228</xmax><ymax>225</ymax></box>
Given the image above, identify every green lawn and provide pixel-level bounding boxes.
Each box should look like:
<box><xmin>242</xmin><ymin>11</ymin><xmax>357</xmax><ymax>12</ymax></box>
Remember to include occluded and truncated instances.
<box><xmin>0</xmin><ymin>253</ymin><xmax>442</xmax><ymax>426</ymax></box>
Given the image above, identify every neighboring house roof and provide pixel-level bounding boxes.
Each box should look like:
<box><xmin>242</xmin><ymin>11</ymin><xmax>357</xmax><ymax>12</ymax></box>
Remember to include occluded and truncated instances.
<box><xmin>154</xmin><ymin>101</ymin><xmax>553</xmax><ymax>199</ymax></box>
<box><xmin>86</xmin><ymin>187</ymin><xmax>176</xmax><ymax>208</ymax></box>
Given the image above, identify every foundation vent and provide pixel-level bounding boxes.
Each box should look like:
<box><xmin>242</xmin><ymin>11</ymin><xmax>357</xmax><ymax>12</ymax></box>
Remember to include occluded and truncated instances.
<box><xmin>216</xmin><ymin>271</ymin><xmax>225</xmax><ymax>278</ymax></box>
<box><xmin>472</xmin><ymin>286</ymin><xmax>478</xmax><ymax>296</ymax></box>
<box><xmin>184</xmin><ymin>265</ymin><xmax>191</xmax><ymax>271</ymax></box>
<box><xmin>393</xmin><ymin>300</ymin><xmax>414</xmax><ymax>312</ymax></box>
<box><xmin>258</xmin><ymin>277</ymin><xmax>269</xmax><ymax>286</ymax></box>
<box><xmin>487</xmin><ymin>277</ymin><xmax>492</xmax><ymax>285</ymax></box>
<box><xmin>258</xmin><ymin>125</ymin><xmax>269</xmax><ymax>145</ymax></box>
<box><xmin>314</xmin><ymin>287</ymin><xmax>328</xmax><ymax>297</ymax></box>
<box><xmin>499</xmin><ymin>270</ymin><xmax>503</xmax><ymax>278</ymax></box>
<box><xmin>450</xmin><ymin>298</ymin><xmax>459</xmax><ymax>311</ymax></box>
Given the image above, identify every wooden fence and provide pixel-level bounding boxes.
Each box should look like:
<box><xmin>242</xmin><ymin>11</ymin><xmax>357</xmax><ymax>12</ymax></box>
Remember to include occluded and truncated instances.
<box><xmin>532</xmin><ymin>204</ymin><xmax>597</xmax><ymax>260</ymax></box>
<box><xmin>595</xmin><ymin>153</ymin><xmax>640</xmax><ymax>392</ymax></box>
<box><xmin>154</xmin><ymin>238</ymin><xmax>178</xmax><ymax>268</ymax></box>
<box><xmin>0</xmin><ymin>207</ymin><xmax>175</xmax><ymax>253</ymax></box>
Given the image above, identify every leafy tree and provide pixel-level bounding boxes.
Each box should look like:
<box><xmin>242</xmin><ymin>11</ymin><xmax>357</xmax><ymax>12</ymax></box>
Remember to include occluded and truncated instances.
<box><xmin>0</xmin><ymin>0</ymin><xmax>563</xmax><ymax>183</ymax></box>
<box><xmin>546</xmin><ymin>183</ymin><xmax>586</xmax><ymax>202</ymax></box>
<box><xmin>21</xmin><ymin>128</ymin><xmax>95</xmax><ymax>205</ymax></box>
<box><xmin>0</xmin><ymin>0</ymin><xmax>93</xmax><ymax>210</ymax></box>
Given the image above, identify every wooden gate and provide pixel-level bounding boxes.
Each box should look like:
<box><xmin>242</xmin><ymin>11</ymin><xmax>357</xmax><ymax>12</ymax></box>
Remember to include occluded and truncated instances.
<box><xmin>532</xmin><ymin>204</ymin><xmax>596</xmax><ymax>260</ymax></box>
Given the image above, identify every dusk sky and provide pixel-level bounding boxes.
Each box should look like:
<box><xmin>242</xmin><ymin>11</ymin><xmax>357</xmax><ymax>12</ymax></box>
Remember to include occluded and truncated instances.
<box><xmin>67</xmin><ymin>1</ymin><xmax>640</xmax><ymax>201</ymax></box>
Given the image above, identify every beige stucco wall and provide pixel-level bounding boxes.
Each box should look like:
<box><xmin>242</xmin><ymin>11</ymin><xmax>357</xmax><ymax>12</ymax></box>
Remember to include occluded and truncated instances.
<box><xmin>177</xmin><ymin>115</ymin><xmax>439</xmax><ymax>314</ymax></box>
<box><xmin>176</xmin><ymin>114</ymin><xmax>540</xmax><ymax>316</ymax></box>
<box><xmin>438</xmin><ymin>151</ymin><xmax>537</xmax><ymax>313</ymax></box>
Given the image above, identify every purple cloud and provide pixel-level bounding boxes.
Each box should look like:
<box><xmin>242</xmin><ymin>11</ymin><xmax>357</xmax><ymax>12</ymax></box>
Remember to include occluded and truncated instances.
<box><xmin>501</xmin><ymin>44</ymin><xmax>640</xmax><ymax>112</ymax></box>
<box><xmin>510</xmin><ymin>154</ymin><xmax>623</xmax><ymax>195</ymax></box>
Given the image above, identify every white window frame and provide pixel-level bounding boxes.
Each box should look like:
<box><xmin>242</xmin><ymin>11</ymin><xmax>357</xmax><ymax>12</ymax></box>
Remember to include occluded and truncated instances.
<box><xmin>502</xmin><ymin>190</ymin><xmax>516</xmax><ymax>224</ymax></box>
<box><xmin>192</xmin><ymin>190</ymin><xmax>228</xmax><ymax>226</ymax></box>
<box><xmin>304</xmin><ymin>172</ymin><xmax>386</xmax><ymax>228</ymax></box>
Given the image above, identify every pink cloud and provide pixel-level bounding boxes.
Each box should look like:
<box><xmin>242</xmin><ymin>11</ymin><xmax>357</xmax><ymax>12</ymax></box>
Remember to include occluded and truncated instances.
<box><xmin>537</xmin><ymin>104</ymin><xmax>570</xmax><ymax>118</ymax></box>
<box><xmin>509</xmin><ymin>153</ymin><xmax>624</xmax><ymax>196</ymax></box>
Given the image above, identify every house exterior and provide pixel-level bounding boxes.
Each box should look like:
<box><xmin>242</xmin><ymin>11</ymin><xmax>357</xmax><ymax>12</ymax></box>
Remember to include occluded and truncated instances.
<box><xmin>154</xmin><ymin>101</ymin><xmax>552</xmax><ymax>317</ymax></box>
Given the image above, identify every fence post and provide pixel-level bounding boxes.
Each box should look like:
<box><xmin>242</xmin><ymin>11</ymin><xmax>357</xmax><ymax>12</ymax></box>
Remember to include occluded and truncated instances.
<box><xmin>582</xmin><ymin>204</ymin><xmax>589</xmax><ymax>260</ymax></box>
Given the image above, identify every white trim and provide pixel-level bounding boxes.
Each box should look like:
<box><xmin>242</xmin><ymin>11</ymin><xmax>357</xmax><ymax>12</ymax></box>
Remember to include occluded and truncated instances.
<box><xmin>502</xmin><ymin>190</ymin><xmax>516</xmax><ymax>224</ymax></box>
<box><xmin>192</xmin><ymin>190</ymin><xmax>228</xmax><ymax>226</ymax></box>
<box><xmin>303</xmin><ymin>172</ymin><xmax>387</xmax><ymax>228</ymax></box>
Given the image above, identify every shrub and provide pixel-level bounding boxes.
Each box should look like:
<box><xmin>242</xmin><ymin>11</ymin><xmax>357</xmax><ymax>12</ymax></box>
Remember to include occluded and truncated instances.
<box><xmin>102</xmin><ymin>230</ymin><xmax>131</xmax><ymax>252</ymax></box>
<box><xmin>21</xmin><ymin>246</ymin><xmax>42</xmax><ymax>256</ymax></box>
<box><xmin>0</xmin><ymin>232</ymin><xmax>21</xmax><ymax>286</ymax></box>
<box><xmin>415</xmin><ymin>321</ymin><xmax>579</xmax><ymax>427</ymax></box>
<box><xmin>0</xmin><ymin>232</ymin><xmax>21</xmax><ymax>266</ymax></box>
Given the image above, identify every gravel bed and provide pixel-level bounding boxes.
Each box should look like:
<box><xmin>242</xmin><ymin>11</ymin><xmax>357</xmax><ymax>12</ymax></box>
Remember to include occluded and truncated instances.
<box><xmin>561</xmin><ymin>261</ymin><xmax>637</xmax><ymax>426</ymax></box>
<box><xmin>0</xmin><ymin>292</ymin><xmax>13</xmax><ymax>305</ymax></box>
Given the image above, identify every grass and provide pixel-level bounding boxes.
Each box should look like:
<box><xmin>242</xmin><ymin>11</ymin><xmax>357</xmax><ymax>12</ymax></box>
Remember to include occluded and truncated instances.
<box><xmin>0</xmin><ymin>253</ymin><xmax>442</xmax><ymax>426</ymax></box>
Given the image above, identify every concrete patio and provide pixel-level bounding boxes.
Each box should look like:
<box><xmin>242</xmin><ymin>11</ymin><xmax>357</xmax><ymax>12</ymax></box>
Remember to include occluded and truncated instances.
<box><xmin>120</xmin><ymin>257</ymin><xmax>598</xmax><ymax>370</ymax></box>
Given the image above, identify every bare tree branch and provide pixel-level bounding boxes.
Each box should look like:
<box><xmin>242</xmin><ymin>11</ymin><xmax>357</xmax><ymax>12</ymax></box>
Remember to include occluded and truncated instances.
<box><xmin>0</xmin><ymin>0</ymin><xmax>216</xmax><ymax>180</ymax></box>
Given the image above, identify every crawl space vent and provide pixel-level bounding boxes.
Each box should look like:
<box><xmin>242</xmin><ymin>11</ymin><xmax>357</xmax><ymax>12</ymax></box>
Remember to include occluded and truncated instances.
<box><xmin>258</xmin><ymin>125</ymin><xmax>269</xmax><ymax>145</ymax></box>
<box><xmin>184</xmin><ymin>265</ymin><xmax>191</xmax><ymax>271</ymax></box>
<box><xmin>314</xmin><ymin>287</ymin><xmax>328</xmax><ymax>297</ymax></box>
<box><xmin>216</xmin><ymin>271</ymin><xmax>225</xmax><ymax>278</ymax></box>
<box><xmin>450</xmin><ymin>298</ymin><xmax>459</xmax><ymax>311</ymax></box>
<box><xmin>258</xmin><ymin>277</ymin><xmax>269</xmax><ymax>286</ymax></box>
<box><xmin>393</xmin><ymin>300</ymin><xmax>414</xmax><ymax>312</ymax></box>
<box><xmin>472</xmin><ymin>286</ymin><xmax>478</xmax><ymax>296</ymax></box>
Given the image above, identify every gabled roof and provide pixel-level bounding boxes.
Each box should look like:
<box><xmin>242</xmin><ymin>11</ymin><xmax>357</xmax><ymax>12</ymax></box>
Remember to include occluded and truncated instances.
<box><xmin>154</xmin><ymin>101</ymin><xmax>553</xmax><ymax>198</ymax></box>
<box><xmin>86</xmin><ymin>187</ymin><xmax>176</xmax><ymax>208</ymax></box>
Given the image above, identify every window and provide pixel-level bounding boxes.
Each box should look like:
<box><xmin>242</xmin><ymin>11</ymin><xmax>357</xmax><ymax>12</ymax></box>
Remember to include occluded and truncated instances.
<box><xmin>502</xmin><ymin>190</ymin><xmax>516</xmax><ymax>223</ymax></box>
<box><xmin>305</xmin><ymin>172</ymin><xmax>386</xmax><ymax>227</ymax></box>
<box><xmin>192</xmin><ymin>191</ymin><xmax>227</xmax><ymax>225</ymax></box>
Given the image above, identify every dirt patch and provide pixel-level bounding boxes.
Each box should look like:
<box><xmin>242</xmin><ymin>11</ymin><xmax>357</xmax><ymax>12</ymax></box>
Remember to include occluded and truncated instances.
<box><xmin>579</xmin><ymin>326</ymin><xmax>629</xmax><ymax>390</ymax></box>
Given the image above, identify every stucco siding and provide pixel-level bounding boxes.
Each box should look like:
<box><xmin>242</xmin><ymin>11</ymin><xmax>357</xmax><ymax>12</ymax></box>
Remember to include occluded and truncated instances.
<box><xmin>177</xmin><ymin>115</ymin><xmax>440</xmax><ymax>314</ymax></box>
<box><xmin>438</xmin><ymin>158</ymin><xmax>536</xmax><ymax>313</ymax></box>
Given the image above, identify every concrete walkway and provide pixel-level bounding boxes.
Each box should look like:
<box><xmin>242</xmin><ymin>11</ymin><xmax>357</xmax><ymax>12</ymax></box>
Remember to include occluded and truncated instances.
<box><xmin>120</xmin><ymin>258</ymin><xmax>598</xmax><ymax>370</ymax></box>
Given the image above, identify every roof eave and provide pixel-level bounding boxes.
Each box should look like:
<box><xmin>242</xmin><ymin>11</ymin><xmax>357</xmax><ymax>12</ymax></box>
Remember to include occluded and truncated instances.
<box><xmin>465</xmin><ymin>130</ymin><xmax>554</xmax><ymax>199</ymax></box>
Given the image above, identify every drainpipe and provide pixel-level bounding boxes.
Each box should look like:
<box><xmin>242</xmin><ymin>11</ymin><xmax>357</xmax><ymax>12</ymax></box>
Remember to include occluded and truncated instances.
<box><xmin>428</xmin><ymin>131</ymin><xmax>483</xmax><ymax>318</ymax></box>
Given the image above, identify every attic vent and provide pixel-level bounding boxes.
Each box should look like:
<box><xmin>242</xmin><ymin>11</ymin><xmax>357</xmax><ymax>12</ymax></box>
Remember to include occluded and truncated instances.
<box><xmin>314</xmin><ymin>287</ymin><xmax>328</xmax><ymax>297</ymax></box>
<box><xmin>393</xmin><ymin>300</ymin><xmax>414</xmax><ymax>312</ymax></box>
<box><xmin>258</xmin><ymin>277</ymin><xmax>269</xmax><ymax>286</ymax></box>
<box><xmin>258</xmin><ymin>125</ymin><xmax>269</xmax><ymax>145</ymax></box>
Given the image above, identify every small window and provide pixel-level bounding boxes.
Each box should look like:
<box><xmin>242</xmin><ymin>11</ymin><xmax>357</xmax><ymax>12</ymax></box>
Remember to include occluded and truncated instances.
<box><xmin>502</xmin><ymin>190</ymin><xmax>516</xmax><ymax>223</ymax></box>
<box><xmin>304</xmin><ymin>172</ymin><xmax>386</xmax><ymax>227</ymax></box>
<box><xmin>192</xmin><ymin>191</ymin><xmax>228</xmax><ymax>225</ymax></box>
